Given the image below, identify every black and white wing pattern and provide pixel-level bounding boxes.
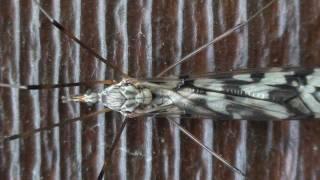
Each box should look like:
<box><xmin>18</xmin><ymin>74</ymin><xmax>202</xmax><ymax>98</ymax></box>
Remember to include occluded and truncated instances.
<box><xmin>151</xmin><ymin>68</ymin><xmax>320</xmax><ymax>120</ymax></box>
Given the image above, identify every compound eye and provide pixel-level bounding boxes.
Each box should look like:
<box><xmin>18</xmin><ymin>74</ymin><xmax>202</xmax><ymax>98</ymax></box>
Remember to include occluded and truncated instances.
<box><xmin>85</xmin><ymin>89</ymin><xmax>92</xmax><ymax>95</ymax></box>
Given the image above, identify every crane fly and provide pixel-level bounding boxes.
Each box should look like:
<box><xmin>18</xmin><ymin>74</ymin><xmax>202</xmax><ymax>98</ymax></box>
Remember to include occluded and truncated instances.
<box><xmin>1</xmin><ymin>0</ymin><xmax>320</xmax><ymax>179</ymax></box>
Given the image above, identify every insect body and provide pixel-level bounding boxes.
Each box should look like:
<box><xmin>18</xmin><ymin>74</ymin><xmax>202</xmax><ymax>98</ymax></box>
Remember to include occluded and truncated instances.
<box><xmin>66</xmin><ymin>68</ymin><xmax>320</xmax><ymax>120</ymax></box>
<box><xmin>1</xmin><ymin>0</ymin><xmax>320</xmax><ymax>180</ymax></box>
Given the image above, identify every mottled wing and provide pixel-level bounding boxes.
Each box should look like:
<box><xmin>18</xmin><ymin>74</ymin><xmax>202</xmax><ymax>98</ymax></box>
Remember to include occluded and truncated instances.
<box><xmin>147</xmin><ymin>68</ymin><xmax>320</xmax><ymax>120</ymax></box>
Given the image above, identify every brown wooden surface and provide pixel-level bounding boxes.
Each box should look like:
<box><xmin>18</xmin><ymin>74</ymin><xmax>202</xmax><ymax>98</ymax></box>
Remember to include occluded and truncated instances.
<box><xmin>1</xmin><ymin>0</ymin><xmax>320</xmax><ymax>179</ymax></box>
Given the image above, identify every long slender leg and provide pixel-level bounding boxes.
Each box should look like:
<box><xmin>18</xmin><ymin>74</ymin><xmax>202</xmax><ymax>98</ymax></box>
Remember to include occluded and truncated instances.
<box><xmin>0</xmin><ymin>80</ymin><xmax>116</xmax><ymax>90</ymax></box>
<box><xmin>0</xmin><ymin>109</ymin><xmax>111</xmax><ymax>143</ymax></box>
<box><xmin>168</xmin><ymin>117</ymin><xmax>246</xmax><ymax>177</ymax></box>
<box><xmin>156</xmin><ymin>0</ymin><xmax>277</xmax><ymax>77</ymax></box>
<box><xmin>32</xmin><ymin>0</ymin><xmax>128</xmax><ymax>78</ymax></box>
<box><xmin>97</xmin><ymin>117</ymin><xmax>129</xmax><ymax>180</ymax></box>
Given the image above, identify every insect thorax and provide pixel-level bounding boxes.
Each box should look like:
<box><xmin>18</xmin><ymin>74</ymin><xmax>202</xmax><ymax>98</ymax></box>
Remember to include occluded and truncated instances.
<box><xmin>99</xmin><ymin>81</ymin><xmax>152</xmax><ymax>113</ymax></box>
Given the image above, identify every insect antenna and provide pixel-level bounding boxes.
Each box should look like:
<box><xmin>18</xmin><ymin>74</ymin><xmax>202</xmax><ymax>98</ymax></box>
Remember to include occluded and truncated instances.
<box><xmin>0</xmin><ymin>0</ymin><xmax>125</xmax><ymax>145</ymax></box>
<box><xmin>4</xmin><ymin>0</ymin><xmax>278</xmax><ymax>179</ymax></box>
<box><xmin>1</xmin><ymin>1</ymin><xmax>132</xmax><ymax>179</ymax></box>
<box><xmin>156</xmin><ymin>0</ymin><xmax>277</xmax><ymax>77</ymax></box>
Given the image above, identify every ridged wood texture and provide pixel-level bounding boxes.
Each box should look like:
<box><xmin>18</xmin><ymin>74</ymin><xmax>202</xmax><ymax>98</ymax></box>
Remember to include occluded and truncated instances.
<box><xmin>0</xmin><ymin>0</ymin><xmax>320</xmax><ymax>179</ymax></box>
